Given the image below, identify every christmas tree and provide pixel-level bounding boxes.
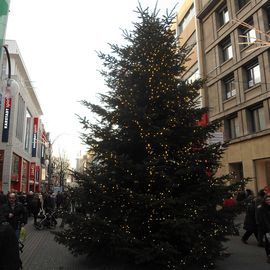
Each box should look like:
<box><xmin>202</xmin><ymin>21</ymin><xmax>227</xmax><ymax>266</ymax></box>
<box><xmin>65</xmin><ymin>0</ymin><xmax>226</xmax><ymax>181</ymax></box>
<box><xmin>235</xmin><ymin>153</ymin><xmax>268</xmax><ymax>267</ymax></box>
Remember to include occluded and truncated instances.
<box><xmin>55</xmin><ymin>5</ymin><xmax>245</xmax><ymax>270</ymax></box>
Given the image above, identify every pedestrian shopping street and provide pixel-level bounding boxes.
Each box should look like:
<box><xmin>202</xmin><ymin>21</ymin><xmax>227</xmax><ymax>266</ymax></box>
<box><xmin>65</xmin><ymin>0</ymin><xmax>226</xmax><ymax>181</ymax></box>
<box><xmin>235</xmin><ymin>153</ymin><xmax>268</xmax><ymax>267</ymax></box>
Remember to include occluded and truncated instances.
<box><xmin>21</xmin><ymin>215</ymin><xmax>270</xmax><ymax>270</ymax></box>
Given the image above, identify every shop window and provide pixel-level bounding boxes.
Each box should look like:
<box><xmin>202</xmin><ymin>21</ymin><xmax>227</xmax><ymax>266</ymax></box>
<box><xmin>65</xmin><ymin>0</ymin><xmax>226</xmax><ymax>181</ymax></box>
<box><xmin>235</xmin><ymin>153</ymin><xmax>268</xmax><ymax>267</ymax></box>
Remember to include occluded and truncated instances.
<box><xmin>21</xmin><ymin>159</ymin><xmax>29</xmax><ymax>193</ymax></box>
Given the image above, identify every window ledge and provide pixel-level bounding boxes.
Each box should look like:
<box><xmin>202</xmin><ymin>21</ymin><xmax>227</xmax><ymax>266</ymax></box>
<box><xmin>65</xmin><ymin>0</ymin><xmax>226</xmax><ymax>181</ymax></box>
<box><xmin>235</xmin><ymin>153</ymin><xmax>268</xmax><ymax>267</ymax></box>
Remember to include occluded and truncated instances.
<box><xmin>245</xmin><ymin>83</ymin><xmax>261</xmax><ymax>92</ymax></box>
<box><xmin>217</xmin><ymin>21</ymin><xmax>230</xmax><ymax>32</ymax></box>
<box><xmin>220</xmin><ymin>57</ymin><xmax>233</xmax><ymax>67</ymax></box>
<box><xmin>226</xmin><ymin>128</ymin><xmax>270</xmax><ymax>145</ymax></box>
<box><xmin>223</xmin><ymin>95</ymin><xmax>236</xmax><ymax>103</ymax></box>
<box><xmin>240</xmin><ymin>42</ymin><xmax>257</xmax><ymax>53</ymax></box>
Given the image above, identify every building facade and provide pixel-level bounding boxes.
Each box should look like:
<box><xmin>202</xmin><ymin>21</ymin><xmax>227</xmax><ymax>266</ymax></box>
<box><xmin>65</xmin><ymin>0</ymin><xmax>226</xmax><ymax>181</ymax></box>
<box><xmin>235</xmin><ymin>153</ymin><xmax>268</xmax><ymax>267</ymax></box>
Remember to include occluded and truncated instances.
<box><xmin>0</xmin><ymin>40</ymin><xmax>47</xmax><ymax>193</ymax></box>
<box><xmin>174</xmin><ymin>0</ymin><xmax>202</xmax><ymax>106</ymax></box>
<box><xmin>195</xmin><ymin>0</ymin><xmax>270</xmax><ymax>192</ymax></box>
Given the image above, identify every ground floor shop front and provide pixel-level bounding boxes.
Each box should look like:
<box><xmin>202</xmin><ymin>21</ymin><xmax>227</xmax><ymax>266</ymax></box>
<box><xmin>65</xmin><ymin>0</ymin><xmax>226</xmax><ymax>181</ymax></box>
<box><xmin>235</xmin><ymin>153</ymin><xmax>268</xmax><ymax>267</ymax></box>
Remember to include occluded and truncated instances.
<box><xmin>0</xmin><ymin>149</ymin><xmax>44</xmax><ymax>193</ymax></box>
<box><xmin>220</xmin><ymin>132</ymin><xmax>270</xmax><ymax>193</ymax></box>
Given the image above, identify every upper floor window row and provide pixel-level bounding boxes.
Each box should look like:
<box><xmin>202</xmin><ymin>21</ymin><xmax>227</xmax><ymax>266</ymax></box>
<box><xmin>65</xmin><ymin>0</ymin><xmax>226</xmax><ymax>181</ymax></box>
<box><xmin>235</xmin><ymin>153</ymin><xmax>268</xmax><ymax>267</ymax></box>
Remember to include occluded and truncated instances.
<box><xmin>177</xmin><ymin>4</ymin><xmax>195</xmax><ymax>36</ymax></box>
<box><xmin>225</xmin><ymin>103</ymin><xmax>266</xmax><ymax>140</ymax></box>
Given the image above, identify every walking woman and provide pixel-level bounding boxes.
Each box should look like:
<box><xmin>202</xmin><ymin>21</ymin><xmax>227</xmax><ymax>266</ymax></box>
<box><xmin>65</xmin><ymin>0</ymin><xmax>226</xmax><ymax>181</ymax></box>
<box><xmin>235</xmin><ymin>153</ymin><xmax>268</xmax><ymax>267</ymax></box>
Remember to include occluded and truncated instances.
<box><xmin>257</xmin><ymin>194</ymin><xmax>270</xmax><ymax>263</ymax></box>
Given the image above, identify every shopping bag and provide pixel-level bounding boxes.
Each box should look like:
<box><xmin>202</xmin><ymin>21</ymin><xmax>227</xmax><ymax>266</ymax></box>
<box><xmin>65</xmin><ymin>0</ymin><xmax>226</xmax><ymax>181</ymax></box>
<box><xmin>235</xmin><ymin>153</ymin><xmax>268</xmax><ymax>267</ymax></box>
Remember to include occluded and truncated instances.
<box><xmin>19</xmin><ymin>226</ymin><xmax>27</xmax><ymax>242</ymax></box>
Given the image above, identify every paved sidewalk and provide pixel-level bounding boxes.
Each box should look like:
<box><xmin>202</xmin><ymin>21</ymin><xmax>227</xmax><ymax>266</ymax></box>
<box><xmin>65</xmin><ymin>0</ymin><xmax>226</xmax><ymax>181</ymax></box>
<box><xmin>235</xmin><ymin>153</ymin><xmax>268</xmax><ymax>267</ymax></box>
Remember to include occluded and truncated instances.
<box><xmin>21</xmin><ymin>219</ymin><xmax>92</xmax><ymax>270</ymax></box>
<box><xmin>20</xmin><ymin>215</ymin><xmax>270</xmax><ymax>270</ymax></box>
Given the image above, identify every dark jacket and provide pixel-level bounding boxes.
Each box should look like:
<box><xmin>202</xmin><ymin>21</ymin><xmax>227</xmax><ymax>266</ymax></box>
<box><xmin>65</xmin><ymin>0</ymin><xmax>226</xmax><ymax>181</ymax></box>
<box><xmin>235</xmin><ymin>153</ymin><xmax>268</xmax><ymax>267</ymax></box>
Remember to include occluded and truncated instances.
<box><xmin>0</xmin><ymin>201</ymin><xmax>28</xmax><ymax>230</ymax></box>
<box><xmin>243</xmin><ymin>196</ymin><xmax>257</xmax><ymax>231</ymax></box>
<box><xmin>257</xmin><ymin>202</ymin><xmax>270</xmax><ymax>234</ymax></box>
<box><xmin>0</xmin><ymin>215</ymin><xmax>21</xmax><ymax>270</ymax></box>
<box><xmin>30</xmin><ymin>196</ymin><xmax>41</xmax><ymax>215</ymax></box>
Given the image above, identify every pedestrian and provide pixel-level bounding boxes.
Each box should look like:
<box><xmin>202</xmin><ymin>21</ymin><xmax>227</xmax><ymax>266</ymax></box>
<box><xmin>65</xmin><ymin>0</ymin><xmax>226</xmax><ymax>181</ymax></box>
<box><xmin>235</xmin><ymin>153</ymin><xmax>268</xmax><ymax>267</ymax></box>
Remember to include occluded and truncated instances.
<box><xmin>26</xmin><ymin>191</ymin><xmax>34</xmax><ymax>217</ymax></box>
<box><xmin>241</xmin><ymin>189</ymin><xmax>259</xmax><ymax>244</ymax></box>
<box><xmin>257</xmin><ymin>194</ymin><xmax>270</xmax><ymax>263</ymax></box>
<box><xmin>0</xmin><ymin>190</ymin><xmax>7</xmax><ymax>206</ymax></box>
<box><xmin>43</xmin><ymin>192</ymin><xmax>55</xmax><ymax>213</ymax></box>
<box><xmin>0</xmin><ymin>211</ymin><xmax>22</xmax><ymax>270</ymax></box>
<box><xmin>56</xmin><ymin>191</ymin><xmax>63</xmax><ymax>209</ymax></box>
<box><xmin>30</xmin><ymin>193</ymin><xmax>41</xmax><ymax>225</ymax></box>
<box><xmin>0</xmin><ymin>192</ymin><xmax>28</xmax><ymax>239</ymax></box>
<box><xmin>255</xmin><ymin>189</ymin><xmax>266</xmax><ymax>247</ymax></box>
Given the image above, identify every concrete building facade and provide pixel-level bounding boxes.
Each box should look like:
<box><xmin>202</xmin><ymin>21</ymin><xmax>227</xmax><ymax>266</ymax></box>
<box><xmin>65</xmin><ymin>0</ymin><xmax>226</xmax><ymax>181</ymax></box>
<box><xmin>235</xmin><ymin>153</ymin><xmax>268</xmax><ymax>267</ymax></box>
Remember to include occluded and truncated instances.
<box><xmin>0</xmin><ymin>40</ymin><xmax>47</xmax><ymax>193</ymax></box>
<box><xmin>174</xmin><ymin>0</ymin><xmax>202</xmax><ymax>107</ymax></box>
<box><xmin>194</xmin><ymin>0</ymin><xmax>270</xmax><ymax>191</ymax></box>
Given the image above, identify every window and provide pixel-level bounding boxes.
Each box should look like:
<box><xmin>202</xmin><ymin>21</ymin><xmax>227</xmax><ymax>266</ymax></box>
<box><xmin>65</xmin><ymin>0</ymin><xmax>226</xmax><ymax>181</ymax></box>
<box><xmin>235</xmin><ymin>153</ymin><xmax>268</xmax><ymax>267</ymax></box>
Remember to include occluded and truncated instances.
<box><xmin>250</xmin><ymin>106</ymin><xmax>265</xmax><ymax>132</ymax></box>
<box><xmin>246</xmin><ymin>62</ymin><xmax>261</xmax><ymax>88</ymax></box>
<box><xmin>24</xmin><ymin>109</ymin><xmax>32</xmax><ymax>152</ymax></box>
<box><xmin>16</xmin><ymin>94</ymin><xmax>25</xmax><ymax>142</ymax></box>
<box><xmin>265</xmin><ymin>5</ymin><xmax>270</xmax><ymax>29</ymax></box>
<box><xmin>218</xmin><ymin>6</ymin><xmax>229</xmax><ymax>27</ymax></box>
<box><xmin>187</xmin><ymin>69</ymin><xmax>200</xmax><ymax>83</ymax></box>
<box><xmin>239</xmin><ymin>19</ymin><xmax>256</xmax><ymax>47</ymax></box>
<box><xmin>224</xmin><ymin>75</ymin><xmax>236</xmax><ymax>99</ymax></box>
<box><xmin>177</xmin><ymin>4</ymin><xmax>195</xmax><ymax>35</ymax></box>
<box><xmin>227</xmin><ymin>116</ymin><xmax>239</xmax><ymax>139</ymax></box>
<box><xmin>229</xmin><ymin>162</ymin><xmax>243</xmax><ymax>183</ymax></box>
<box><xmin>220</xmin><ymin>37</ymin><xmax>233</xmax><ymax>62</ymax></box>
<box><xmin>237</xmin><ymin>0</ymin><xmax>250</xmax><ymax>10</ymax></box>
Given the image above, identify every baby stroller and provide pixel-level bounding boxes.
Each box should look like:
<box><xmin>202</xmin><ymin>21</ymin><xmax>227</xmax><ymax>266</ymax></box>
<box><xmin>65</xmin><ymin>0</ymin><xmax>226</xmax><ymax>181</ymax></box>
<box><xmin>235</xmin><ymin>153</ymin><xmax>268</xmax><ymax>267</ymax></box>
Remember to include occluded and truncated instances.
<box><xmin>35</xmin><ymin>209</ymin><xmax>57</xmax><ymax>230</ymax></box>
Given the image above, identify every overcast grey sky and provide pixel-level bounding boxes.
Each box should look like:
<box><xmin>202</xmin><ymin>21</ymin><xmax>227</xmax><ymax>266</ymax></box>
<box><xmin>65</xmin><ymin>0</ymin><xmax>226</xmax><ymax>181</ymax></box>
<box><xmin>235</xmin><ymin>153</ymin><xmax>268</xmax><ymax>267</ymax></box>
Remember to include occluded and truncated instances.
<box><xmin>6</xmin><ymin>0</ymin><xmax>180</xmax><ymax>167</ymax></box>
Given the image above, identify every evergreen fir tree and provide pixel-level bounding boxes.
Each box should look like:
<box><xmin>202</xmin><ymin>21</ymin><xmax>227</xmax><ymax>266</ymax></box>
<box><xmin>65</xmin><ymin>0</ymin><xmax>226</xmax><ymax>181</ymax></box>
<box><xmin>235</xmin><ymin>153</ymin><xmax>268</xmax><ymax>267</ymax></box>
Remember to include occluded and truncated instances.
<box><xmin>55</xmin><ymin>5</ymin><xmax>245</xmax><ymax>270</ymax></box>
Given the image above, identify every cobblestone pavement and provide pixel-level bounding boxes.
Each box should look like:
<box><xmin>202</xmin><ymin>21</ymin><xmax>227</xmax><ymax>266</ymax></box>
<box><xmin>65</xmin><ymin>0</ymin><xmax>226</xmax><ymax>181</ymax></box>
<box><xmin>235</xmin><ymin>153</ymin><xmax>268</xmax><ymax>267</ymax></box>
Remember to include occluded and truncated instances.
<box><xmin>20</xmin><ymin>215</ymin><xmax>270</xmax><ymax>270</ymax></box>
<box><xmin>217</xmin><ymin>214</ymin><xmax>270</xmax><ymax>270</ymax></box>
<box><xmin>21</xmin><ymin>218</ymin><xmax>92</xmax><ymax>270</ymax></box>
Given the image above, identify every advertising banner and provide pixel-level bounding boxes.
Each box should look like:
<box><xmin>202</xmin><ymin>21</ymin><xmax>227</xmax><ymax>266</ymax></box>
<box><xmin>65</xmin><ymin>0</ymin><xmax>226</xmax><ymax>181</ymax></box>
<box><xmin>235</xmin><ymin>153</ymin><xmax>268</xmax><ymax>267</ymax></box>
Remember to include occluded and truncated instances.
<box><xmin>2</xmin><ymin>96</ymin><xmax>11</xmax><ymax>142</ymax></box>
<box><xmin>32</xmin><ymin>117</ymin><xmax>38</xmax><ymax>157</ymax></box>
<box><xmin>40</xmin><ymin>130</ymin><xmax>46</xmax><ymax>164</ymax></box>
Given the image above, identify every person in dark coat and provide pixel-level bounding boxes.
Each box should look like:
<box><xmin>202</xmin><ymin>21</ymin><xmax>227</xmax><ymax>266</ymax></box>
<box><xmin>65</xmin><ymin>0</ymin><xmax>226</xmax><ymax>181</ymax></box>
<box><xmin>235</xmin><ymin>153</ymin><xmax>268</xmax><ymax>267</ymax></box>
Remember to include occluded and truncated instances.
<box><xmin>43</xmin><ymin>192</ymin><xmax>55</xmax><ymax>213</ymax></box>
<box><xmin>56</xmin><ymin>191</ymin><xmax>63</xmax><ymax>209</ymax></box>
<box><xmin>0</xmin><ymin>211</ymin><xmax>21</xmax><ymax>269</ymax></box>
<box><xmin>0</xmin><ymin>192</ymin><xmax>28</xmax><ymax>239</ymax></box>
<box><xmin>255</xmin><ymin>189</ymin><xmax>266</xmax><ymax>247</ymax></box>
<box><xmin>257</xmin><ymin>194</ymin><xmax>270</xmax><ymax>263</ymax></box>
<box><xmin>0</xmin><ymin>191</ymin><xmax>7</xmax><ymax>206</ymax></box>
<box><xmin>30</xmin><ymin>193</ymin><xmax>41</xmax><ymax>225</ymax></box>
<box><xmin>26</xmin><ymin>191</ymin><xmax>34</xmax><ymax>217</ymax></box>
<box><xmin>241</xmin><ymin>190</ymin><xmax>259</xmax><ymax>244</ymax></box>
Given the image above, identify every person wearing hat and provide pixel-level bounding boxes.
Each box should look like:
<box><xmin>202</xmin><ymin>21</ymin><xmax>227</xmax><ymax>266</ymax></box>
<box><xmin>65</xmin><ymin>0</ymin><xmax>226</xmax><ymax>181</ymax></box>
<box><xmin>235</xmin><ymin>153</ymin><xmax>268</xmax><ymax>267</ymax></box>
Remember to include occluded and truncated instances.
<box><xmin>0</xmin><ymin>210</ymin><xmax>22</xmax><ymax>269</ymax></box>
<box><xmin>257</xmin><ymin>194</ymin><xmax>270</xmax><ymax>263</ymax></box>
